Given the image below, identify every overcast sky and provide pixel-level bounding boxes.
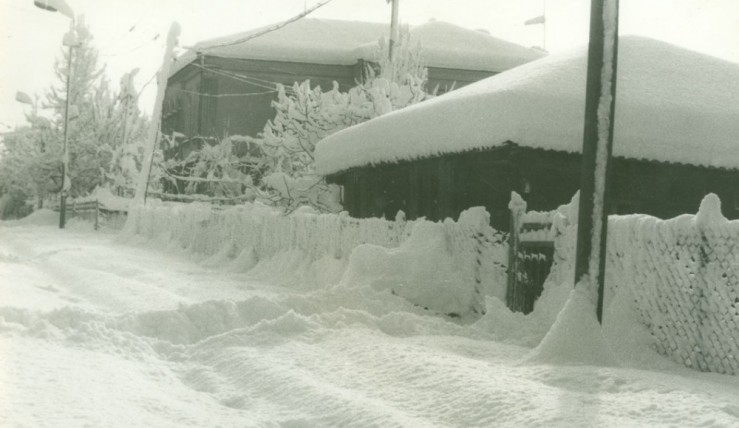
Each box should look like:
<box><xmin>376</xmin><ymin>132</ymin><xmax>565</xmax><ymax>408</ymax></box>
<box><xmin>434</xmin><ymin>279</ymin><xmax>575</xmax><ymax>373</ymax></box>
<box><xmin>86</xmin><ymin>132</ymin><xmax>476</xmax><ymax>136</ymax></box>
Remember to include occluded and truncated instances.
<box><xmin>1</xmin><ymin>0</ymin><xmax>737</xmax><ymax>130</ymax></box>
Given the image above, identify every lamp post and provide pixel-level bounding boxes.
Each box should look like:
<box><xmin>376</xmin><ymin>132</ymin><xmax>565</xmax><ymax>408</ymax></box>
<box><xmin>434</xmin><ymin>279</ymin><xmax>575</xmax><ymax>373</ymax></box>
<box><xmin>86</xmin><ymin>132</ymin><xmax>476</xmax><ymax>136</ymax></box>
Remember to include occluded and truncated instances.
<box><xmin>34</xmin><ymin>0</ymin><xmax>76</xmax><ymax>229</ymax></box>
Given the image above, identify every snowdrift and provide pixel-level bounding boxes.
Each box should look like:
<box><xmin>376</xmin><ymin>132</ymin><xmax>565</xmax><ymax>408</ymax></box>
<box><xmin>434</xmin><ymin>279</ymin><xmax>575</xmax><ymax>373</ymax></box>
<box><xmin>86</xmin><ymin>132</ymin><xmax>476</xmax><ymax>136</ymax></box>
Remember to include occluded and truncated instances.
<box><xmin>122</xmin><ymin>201</ymin><xmax>508</xmax><ymax>318</ymax></box>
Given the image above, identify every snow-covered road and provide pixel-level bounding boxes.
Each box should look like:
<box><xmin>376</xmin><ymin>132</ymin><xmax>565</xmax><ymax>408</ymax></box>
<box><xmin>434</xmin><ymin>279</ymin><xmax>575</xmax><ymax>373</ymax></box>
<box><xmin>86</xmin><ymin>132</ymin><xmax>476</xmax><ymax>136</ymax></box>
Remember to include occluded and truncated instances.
<box><xmin>2</xmin><ymin>215</ymin><xmax>739</xmax><ymax>427</ymax></box>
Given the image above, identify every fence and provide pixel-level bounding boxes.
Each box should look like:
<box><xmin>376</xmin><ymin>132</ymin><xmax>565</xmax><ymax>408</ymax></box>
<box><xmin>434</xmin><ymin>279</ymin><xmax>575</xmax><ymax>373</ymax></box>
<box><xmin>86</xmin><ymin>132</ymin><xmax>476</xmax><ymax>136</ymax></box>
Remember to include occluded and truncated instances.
<box><xmin>546</xmin><ymin>193</ymin><xmax>739</xmax><ymax>375</ymax></box>
<box><xmin>507</xmin><ymin>192</ymin><xmax>558</xmax><ymax>314</ymax></box>
<box><xmin>125</xmin><ymin>202</ymin><xmax>509</xmax><ymax>316</ymax></box>
<box><xmin>48</xmin><ymin>199</ymin><xmax>128</xmax><ymax>230</ymax></box>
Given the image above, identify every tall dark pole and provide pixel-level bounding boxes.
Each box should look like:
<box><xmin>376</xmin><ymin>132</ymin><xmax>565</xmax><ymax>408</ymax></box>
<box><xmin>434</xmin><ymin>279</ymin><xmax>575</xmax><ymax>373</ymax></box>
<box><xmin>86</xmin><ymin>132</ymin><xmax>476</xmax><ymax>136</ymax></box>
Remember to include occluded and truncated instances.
<box><xmin>388</xmin><ymin>0</ymin><xmax>399</xmax><ymax>60</ymax></box>
<box><xmin>34</xmin><ymin>1</ymin><xmax>76</xmax><ymax>228</ymax></box>
<box><xmin>59</xmin><ymin>29</ymin><xmax>75</xmax><ymax>229</ymax></box>
<box><xmin>573</xmin><ymin>0</ymin><xmax>619</xmax><ymax>323</ymax></box>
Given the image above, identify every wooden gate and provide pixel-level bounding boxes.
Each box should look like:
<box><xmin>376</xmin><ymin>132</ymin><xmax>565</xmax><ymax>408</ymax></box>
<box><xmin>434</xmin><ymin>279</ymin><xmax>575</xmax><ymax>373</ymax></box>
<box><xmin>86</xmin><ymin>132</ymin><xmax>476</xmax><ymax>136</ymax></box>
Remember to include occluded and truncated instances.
<box><xmin>506</xmin><ymin>193</ymin><xmax>556</xmax><ymax>314</ymax></box>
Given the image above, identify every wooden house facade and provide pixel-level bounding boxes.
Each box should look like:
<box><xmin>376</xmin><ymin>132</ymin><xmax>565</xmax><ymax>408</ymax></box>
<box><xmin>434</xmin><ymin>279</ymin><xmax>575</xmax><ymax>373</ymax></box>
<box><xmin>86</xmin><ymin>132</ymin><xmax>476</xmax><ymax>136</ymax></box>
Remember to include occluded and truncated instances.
<box><xmin>316</xmin><ymin>37</ymin><xmax>739</xmax><ymax>231</ymax></box>
<box><xmin>161</xmin><ymin>19</ymin><xmax>545</xmax><ymax>162</ymax></box>
<box><xmin>329</xmin><ymin>144</ymin><xmax>739</xmax><ymax>231</ymax></box>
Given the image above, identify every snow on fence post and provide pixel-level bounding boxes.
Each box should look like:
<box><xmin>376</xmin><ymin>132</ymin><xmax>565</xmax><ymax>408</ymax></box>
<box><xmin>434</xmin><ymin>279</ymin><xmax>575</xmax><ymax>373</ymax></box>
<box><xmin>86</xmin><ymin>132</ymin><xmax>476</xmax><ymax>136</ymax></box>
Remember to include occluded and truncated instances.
<box><xmin>573</xmin><ymin>0</ymin><xmax>619</xmax><ymax>323</ymax></box>
<box><xmin>507</xmin><ymin>191</ymin><xmax>527</xmax><ymax>311</ymax></box>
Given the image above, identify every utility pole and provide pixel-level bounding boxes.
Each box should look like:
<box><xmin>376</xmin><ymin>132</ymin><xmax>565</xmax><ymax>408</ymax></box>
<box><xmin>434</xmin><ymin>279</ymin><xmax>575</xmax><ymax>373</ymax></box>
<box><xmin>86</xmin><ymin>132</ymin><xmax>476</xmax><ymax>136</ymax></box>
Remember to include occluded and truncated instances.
<box><xmin>59</xmin><ymin>34</ymin><xmax>74</xmax><ymax>229</ymax></box>
<box><xmin>573</xmin><ymin>0</ymin><xmax>620</xmax><ymax>323</ymax></box>
<box><xmin>134</xmin><ymin>22</ymin><xmax>181</xmax><ymax>205</ymax></box>
<box><xmin>388</xmin><ymin>0</ymin><xmax>399</xmax><ymax>60</ymax></box>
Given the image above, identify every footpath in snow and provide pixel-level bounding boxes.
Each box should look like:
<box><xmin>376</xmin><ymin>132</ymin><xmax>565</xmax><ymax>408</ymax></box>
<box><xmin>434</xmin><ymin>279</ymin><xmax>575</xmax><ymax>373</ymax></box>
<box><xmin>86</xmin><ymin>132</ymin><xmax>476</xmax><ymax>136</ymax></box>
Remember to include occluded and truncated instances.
<box><xmin>1</xmin><ymin>211</ymin><xmax>739</xmax><ymax>427</ymax></box>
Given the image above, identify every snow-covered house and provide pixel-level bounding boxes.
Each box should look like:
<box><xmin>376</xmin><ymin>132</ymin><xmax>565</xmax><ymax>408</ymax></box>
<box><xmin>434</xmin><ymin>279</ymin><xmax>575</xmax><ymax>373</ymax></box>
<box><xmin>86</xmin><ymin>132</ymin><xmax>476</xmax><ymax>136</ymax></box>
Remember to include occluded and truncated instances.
<box><xmin>315</xmin><ymin>36</ymin><xmax>739</xmax><ymax>231</ymax></box>
<box><xmin>161</xmin><ymin>19</ymin><xmax>544</xmax><ymax>151</ymax></box>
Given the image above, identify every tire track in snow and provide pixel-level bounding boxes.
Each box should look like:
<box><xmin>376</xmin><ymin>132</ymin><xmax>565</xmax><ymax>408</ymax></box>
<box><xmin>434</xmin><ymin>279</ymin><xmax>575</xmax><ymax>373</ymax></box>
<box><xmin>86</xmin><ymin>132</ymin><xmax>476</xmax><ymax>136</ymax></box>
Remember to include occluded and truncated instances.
<box><xmin>4</xmin><ymin>223</ymin><xmax>739</xmax><ymax>427</ymax></box>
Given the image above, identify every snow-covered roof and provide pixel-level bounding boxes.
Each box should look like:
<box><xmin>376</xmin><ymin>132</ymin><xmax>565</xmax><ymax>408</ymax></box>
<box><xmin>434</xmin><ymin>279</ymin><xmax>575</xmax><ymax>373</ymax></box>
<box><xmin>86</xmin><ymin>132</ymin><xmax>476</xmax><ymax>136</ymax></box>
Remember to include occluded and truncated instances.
<box><xmin>170</xmin><ymin>19</ymin><xmax>543</xmax><ymax>77</ymax></box>
<box><xmin>315</xmin><ymin>36</ymin><xmax>739</xmax><ymax>176</ymax></box>
<box><xmin>355</xmin><ymin>20</ymin><xmax>544</xmax><ymax>72</ymax></box>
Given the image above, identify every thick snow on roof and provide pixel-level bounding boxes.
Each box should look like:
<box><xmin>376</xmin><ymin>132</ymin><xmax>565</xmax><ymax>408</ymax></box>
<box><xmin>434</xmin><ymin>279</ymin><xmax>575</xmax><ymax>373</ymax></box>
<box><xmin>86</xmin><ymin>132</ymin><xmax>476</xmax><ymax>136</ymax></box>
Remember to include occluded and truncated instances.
<box><xmin>315</xmin><ymin>36</ymin><xmax>739</xmax><ymax>176</ymax></box>
<box><xmin>170</xmin><ymin>19</ymin><xmax>542</xmax><ymax>76</ymax></box>
<box><xmin>355</xmin><ymin>21</ymin><xmax>544</xmax><ymax>72</ymax></box>
<box><xmin>192</xmin><ymin>19</ymin><xmax>386</xmax><ymax>66</ymax></box>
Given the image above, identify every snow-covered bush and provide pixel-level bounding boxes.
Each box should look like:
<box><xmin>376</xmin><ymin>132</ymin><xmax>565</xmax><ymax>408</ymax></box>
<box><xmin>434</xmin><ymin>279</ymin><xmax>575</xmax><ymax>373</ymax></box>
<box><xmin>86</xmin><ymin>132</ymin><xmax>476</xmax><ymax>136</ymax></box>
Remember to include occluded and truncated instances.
<box><xmin>251</xmin><ymin>26</ymin><xmax>430</xmax><ymax>212</ymax></box>
<box><xmin>161</xmin><ymin>136</ymin><xmax>262</xmax><ymax>199</ymax></box>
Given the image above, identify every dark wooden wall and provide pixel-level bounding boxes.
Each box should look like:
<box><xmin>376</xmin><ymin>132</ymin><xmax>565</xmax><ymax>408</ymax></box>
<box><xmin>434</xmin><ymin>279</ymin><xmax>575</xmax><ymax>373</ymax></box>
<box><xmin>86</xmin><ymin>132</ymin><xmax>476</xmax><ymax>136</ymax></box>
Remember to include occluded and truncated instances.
<box><xmin>330</xmin><ymin>146</ymin><xmax>739</xmax><ymax>231</ymax></box>
<box><xmin>162</xmin><ymin>56</ymin><xmax>497</xmax><ymax>146</ymax></box>
<box><xmin>163</xmin><ymin>56</ymin><xmax>364</xmax><ymax>143</ymax></box>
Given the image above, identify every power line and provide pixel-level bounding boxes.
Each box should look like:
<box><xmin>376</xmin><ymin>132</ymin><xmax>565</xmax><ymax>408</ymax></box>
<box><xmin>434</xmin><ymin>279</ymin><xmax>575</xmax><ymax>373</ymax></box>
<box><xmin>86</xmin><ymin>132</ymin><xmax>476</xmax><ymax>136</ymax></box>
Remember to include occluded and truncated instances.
<box><xmin>172</xmin><ymin>88</ymin><xmax>278</xmax><ymax>98</ymax></box>
<box><xmin>188</xmin><ymin>62</ymin><xmax>287</xmax><ymax>92</ymax></box>
<box><xmin>100</xmin><ymin>33</ymin><xmax>161</xmax><ymax>57</ymax></box>
<box><xmin>192</xmin><ymin>0</ymin><xmax>335</xmax><ymax>52</ymax></box>
<box><xmin>97</xmin><ymin>1</ymin><xmax>165</xmax><ymax>51</ymax></box>
<box><xmin>136</xmin><ymin>69</ymin><xmax>159</xmax><ymax>98</ymax></box>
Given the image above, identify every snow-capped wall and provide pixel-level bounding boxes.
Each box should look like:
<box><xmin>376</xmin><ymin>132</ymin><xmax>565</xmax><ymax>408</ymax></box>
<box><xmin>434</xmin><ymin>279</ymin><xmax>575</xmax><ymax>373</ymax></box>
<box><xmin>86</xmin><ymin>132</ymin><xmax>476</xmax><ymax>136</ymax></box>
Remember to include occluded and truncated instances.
<box><xmin>543</xmin><ymin>193</ymin><xmax>739</xmax><ymax>375</ymax></box>
<box><xmin>123</xmin><ymin>202</ymin><xmax>508</xmax><ymax>317</ymax></box>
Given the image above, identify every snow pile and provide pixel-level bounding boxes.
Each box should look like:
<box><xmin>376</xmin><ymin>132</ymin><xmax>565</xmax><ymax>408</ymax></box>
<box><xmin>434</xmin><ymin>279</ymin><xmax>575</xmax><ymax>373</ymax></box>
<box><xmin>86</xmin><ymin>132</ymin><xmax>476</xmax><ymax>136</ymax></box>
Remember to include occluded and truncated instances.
<box><xmin>123</xmin><ymin>201</ymin><xmax>507</xmax><ymax>317</ymax></box>
<box><xmin>540</xmin><ymin>192</ymin><xmax>739</xmax><ymax>375</ymax></box>
<box><xmin>316</xmin><ymin>36</ymin><xmax>739</xmax><ymax>176</ymax></box>
<box><xmin>341</xmin><ymin>208</ymin><xmax>506</xmax><ymax>316</ymax></box>
<box><xmin>4</xmin><ymin>210</ymin><xmax>739</xmax><ymax>426</ymax></box>
<box><xmin>74</xmin><ymin>186</ymin><xmax>132</xmax><ymax>212</ymax></box>
<box><xmin>1</xmin><ymin>208</ymin><xmax>58</xmax><ymax>226</ymax></box>
<box><xmin>525</xmin><ymin>286</ymin><xmax>616</xmax><ymax>367</ymax></box>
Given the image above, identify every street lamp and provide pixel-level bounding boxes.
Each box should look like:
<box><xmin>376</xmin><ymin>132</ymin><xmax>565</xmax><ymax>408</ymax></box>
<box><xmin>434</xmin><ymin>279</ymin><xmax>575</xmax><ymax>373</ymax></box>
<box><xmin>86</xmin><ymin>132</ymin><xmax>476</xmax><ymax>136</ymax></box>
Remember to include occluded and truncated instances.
<box><xmin>34</xmin><ymin>0</ymin><xmax>76</xmax><ymax>229</ymax></box>
<box><xmin>15</xmin><ymin>91</ymin><xmax>34</xmax><ymax>106</ymax></box>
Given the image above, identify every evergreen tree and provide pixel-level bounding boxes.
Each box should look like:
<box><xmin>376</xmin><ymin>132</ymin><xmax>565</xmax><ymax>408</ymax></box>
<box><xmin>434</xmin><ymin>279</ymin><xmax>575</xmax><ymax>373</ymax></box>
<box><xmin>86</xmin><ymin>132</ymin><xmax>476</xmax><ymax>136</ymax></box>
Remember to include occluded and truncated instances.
<box><xmin>0</xmin><ymin>16</ymin><xmax>148</xmax><ymax>214</ymax></box>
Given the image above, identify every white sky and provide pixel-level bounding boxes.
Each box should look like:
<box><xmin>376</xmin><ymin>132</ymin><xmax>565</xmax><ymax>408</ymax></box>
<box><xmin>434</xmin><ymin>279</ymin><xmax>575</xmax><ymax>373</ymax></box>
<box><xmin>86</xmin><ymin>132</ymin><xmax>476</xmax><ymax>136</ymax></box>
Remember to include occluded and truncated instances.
<box><xmin>0</xmin><ymin>0</ymin><xmax>737</xmax><ymax>130</ymax></box>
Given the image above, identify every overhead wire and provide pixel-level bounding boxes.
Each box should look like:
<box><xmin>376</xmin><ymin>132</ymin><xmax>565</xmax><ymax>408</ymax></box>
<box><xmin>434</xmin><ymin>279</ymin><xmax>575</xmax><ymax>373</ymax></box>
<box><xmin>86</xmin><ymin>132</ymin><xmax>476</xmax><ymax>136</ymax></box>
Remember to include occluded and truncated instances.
<box><xmin>100</xmin><ymin>33</ymin><xmax>161</xmax><ymax>57</ymax></box>
<box><xmin>191</xmin><ymin>0</ymin><xmax>335</xmax><ymax>52</ymax></box>
<box><xmin>173</xmin><ymin>88</ymin><xmax>278</xmax><ymax>98</ymax></box>
<box><xmin>97</xmin><ymin>1</ymin><xmax>165</xmax><ymax>52</ymax></box>
<box><xmin>188</xmin><ymin>61</ymin><xmax>292</xmax><ymax>93</ymax></box>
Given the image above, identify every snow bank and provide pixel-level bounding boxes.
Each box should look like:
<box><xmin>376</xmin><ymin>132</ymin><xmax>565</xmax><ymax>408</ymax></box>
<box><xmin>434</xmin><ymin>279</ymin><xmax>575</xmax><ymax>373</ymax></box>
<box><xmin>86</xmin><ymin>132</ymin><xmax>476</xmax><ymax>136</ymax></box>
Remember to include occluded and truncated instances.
<box><xmin>538</xmin><ymin>193</ymin><xmax>739</xmax><ymax>375</ymax></box>
<box><xmin>316</xmin><ymin>36</ymin><xmax>739</xmax><ymax>175</ymax></box>
<box><xmin>123</xmin><ymin>201</ymin><xmax>508</xmax><ymax>317</ymax></box>
<box><xmin>1</xmin><ymin>209</ymin><xmax>58</xmax><ymax>226</ymax></box>
<box><xmin>342</xmin><ymin>221</ymin><xmax>476</xmax><ymax>316</ymax></box>
<box><xmin>525</xmin><ymin>286</ymin><xmax>616</xmax><ymax>367</ymax></box>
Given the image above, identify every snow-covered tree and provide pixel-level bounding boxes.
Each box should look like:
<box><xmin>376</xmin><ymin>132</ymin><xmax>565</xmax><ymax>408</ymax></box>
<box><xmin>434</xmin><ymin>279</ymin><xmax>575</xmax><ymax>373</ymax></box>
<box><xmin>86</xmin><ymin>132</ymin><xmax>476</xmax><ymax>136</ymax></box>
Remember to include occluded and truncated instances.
<box><xmin>106</xmin><ymin>70</ymin><xmax>148</xmax><ymax>197</ymax></box>
<box><xmin>159</xmin><ymin>26</ymin><xmax>429</xmax><ymax>212</ymax></box>
<box><xmin>0</xmin><ymin>17</ymin><xmax>149</xmax><ymax>210</ymax></box>
<box><xmin>256</xmin><ymin>26</ymin><xmax>429</xmax><ymax>212</ymax></box>
<box><xmin>0</xmin><ymin>113</ymin><xmax>60</xmax><ymax>216</ymax></box>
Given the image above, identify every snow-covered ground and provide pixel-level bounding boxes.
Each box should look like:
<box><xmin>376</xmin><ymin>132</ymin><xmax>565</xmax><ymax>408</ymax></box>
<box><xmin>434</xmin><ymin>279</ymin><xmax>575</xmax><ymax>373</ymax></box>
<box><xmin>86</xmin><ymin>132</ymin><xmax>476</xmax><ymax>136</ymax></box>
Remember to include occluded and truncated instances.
<box><xmin>2</xmin><ymin>213</ymin><xmax>739</xmax><ymax>427</ymax></box>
